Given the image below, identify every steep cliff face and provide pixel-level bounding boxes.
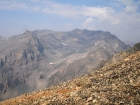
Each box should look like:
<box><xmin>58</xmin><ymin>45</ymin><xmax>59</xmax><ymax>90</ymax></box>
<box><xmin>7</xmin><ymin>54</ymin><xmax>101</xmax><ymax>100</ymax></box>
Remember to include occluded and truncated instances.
<box><xmin>0</xmin><ymin>31</ymin><xmax>56</xmax><ymax>99</ymax></box>
<box><xmin>0</xmin><ymin>29</ymin><xmax>129</xmax><ymax>100</ymax></box>
<box><xmin>0</xmin><ymin>32</ymin><xmax>47</xmax><ymax>100</ymax></box>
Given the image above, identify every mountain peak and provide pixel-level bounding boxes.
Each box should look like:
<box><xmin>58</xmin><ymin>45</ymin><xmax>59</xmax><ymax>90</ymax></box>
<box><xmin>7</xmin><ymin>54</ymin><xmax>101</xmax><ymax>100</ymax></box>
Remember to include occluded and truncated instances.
<box><xmin>23</xmin><ymin>30</ymin><xmax>32</xmax><ymax>35</ymax></box>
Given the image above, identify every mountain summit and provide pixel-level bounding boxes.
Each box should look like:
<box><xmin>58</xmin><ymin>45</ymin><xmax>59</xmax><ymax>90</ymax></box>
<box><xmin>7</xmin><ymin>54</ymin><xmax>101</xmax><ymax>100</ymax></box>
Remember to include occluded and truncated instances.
<box><xmin>0</xmin><ymin>29</ymin><xmax>129</xmax><ymax>100</ymax></box>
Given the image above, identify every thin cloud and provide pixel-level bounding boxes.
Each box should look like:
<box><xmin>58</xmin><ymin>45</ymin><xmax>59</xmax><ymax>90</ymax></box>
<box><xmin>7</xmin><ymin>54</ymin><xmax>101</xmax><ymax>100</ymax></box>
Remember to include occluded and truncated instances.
<box><xmin>82</xmin><ymin>17</ymin><xmax>95</xmax><ymax>30</ymax></box>
<box><xmin>0</xmin><ymin>0</ymin><xmax>115</xmax><ymax>18</ymax></box>
<box><xmin>0</xmin><ymin>0</ymin><xmax>28</xmax><ymax>10</ymax></box>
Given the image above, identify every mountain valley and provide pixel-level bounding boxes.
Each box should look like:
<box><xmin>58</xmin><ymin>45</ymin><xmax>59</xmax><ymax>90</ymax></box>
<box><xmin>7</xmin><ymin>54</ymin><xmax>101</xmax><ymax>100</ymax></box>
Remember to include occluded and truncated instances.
<box><xmin>0</xmin><ymin>29</ymin><xmax>129</xmax><ymax>100</ymax></box>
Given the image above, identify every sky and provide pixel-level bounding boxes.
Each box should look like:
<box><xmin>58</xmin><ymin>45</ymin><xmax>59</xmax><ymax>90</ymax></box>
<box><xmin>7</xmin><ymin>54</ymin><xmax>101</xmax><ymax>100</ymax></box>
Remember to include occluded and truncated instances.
<box><xmin>0</xmin><ymin>0</ymin><xmax>140</xmax><ymax>43</ymax></box>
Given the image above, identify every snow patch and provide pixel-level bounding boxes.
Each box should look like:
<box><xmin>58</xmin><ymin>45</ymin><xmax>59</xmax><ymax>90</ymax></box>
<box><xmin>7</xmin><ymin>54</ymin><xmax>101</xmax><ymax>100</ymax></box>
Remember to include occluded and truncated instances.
<box><xmin>49</xmin><ymin>62</ymin><xmax>54</xmax><ymax>65</ymax></box>
<box><xmin>61</xmin><ymin>42</ymin><xmax>67</xmax><ymax>45</ymax></box>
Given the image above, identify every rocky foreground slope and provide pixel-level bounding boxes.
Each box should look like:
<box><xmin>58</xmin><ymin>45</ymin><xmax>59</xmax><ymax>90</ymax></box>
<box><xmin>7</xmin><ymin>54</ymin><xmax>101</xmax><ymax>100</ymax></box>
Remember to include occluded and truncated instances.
<box><xmin>0</xmin><ymin>47</ymin><xmax>139</xmax><ymax>104</ymax></box>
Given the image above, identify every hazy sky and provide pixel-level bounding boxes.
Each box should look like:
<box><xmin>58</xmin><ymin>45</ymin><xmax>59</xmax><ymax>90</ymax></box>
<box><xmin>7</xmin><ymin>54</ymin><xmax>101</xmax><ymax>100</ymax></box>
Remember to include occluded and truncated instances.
<box><xmin>0</xmin><ymin>0</ymin><xmax>140</xmax><ymax>43</ymax></box>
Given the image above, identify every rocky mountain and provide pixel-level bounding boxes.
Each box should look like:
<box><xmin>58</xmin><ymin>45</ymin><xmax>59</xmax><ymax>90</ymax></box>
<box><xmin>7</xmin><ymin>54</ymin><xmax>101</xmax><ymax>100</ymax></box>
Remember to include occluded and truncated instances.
<box><xmin>0</xmin><ymin>43</ymin><xmax>139</xmax><ymax>105</ymax></box>
<box><xmin>0</xmin><ymin>29</ymin><xmax>129</xmax><ymax>100</ymax></box>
